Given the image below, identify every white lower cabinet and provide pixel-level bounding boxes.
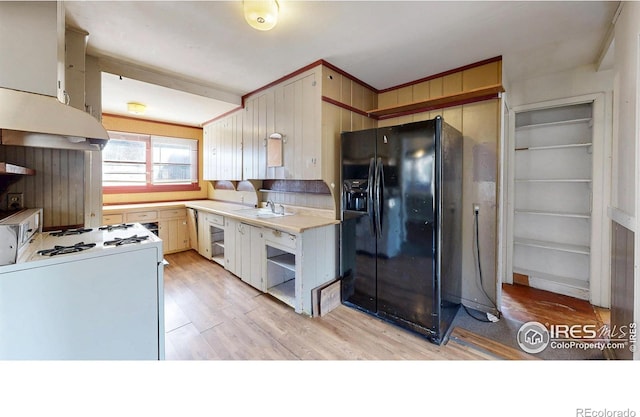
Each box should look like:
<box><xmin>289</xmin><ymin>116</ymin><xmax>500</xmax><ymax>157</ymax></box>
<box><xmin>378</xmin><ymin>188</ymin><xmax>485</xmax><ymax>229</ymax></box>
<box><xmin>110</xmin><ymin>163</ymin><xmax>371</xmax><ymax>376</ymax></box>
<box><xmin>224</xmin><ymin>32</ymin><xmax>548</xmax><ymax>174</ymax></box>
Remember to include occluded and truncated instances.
<box><xmin>205</xmin><ymin>212</ymin><xmax>338</xmax><ymax>316</ymax></box>
<box><xmin>264</xmin><ymin>224</ymin><xmax>337</xmax><ymax>315</ymax></box>
<box><xmin>225</xmin><ymin>218</ymin><xmax>264</xmax><ymax>291</ymax></box>
<box><xmin>197</xmin><ymin>211</ymin><xmax>225</xmax><ymax>267</ymax></box>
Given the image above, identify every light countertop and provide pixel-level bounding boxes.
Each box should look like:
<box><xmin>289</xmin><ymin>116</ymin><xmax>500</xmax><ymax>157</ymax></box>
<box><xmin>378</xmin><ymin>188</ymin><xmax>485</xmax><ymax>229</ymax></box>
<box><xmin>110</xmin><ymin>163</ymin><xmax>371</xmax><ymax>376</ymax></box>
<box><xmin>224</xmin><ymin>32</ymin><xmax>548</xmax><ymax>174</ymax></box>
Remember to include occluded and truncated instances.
<box><xmin>104</xmin><ymin>200</ymin><xmax>339</xmax><ymax>234</ymax></box>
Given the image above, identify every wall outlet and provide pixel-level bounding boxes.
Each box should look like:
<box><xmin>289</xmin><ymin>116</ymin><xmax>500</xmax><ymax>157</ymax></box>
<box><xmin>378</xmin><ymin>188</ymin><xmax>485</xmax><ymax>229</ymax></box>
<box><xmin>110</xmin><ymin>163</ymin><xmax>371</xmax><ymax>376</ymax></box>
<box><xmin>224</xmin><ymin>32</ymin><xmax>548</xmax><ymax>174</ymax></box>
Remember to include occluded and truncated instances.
<box><xmin>7</xmin><ymin>193</ymin><xmax>24</xmax><ymax>210</ymax></box>
<box><xmin>473</xmin><ymin>204</ymin><xmax>480</xmax><ymax>214</ymax></box>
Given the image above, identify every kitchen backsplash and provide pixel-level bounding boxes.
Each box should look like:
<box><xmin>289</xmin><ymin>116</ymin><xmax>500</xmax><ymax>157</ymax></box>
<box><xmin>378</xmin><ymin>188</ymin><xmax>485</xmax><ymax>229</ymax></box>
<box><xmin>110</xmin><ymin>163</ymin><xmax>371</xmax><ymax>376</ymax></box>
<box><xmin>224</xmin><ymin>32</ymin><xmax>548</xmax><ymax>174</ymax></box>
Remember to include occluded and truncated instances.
<box><xmin>208</xmin><ymin>179</ymin><xmax>334</xmax><ymax>211</ymax></box>
<box><xmin>0</xmin><ymin>144</ymin><xmax>85</xmax><ymax>228</ymax></box>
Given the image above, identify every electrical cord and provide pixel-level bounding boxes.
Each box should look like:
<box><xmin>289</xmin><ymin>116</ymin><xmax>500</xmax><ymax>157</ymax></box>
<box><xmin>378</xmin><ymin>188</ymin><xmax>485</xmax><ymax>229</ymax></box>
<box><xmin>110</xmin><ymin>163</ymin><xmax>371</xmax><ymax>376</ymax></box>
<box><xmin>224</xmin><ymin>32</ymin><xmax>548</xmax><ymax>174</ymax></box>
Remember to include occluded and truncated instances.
<box><xmin>462</xmin><ymin>208</ymin><xmax>500</xmax><ymax>323</ymax></box>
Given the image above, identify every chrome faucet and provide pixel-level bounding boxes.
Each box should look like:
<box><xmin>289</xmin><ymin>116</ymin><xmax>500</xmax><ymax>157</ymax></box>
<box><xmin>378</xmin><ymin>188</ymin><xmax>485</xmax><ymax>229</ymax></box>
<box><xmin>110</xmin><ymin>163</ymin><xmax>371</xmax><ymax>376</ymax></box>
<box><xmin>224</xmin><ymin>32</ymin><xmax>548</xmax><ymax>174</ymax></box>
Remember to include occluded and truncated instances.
<box><xmin>266</xmin><ymin>200</ymin><xmax>275</xmax><ymax>213</ymax></box>
<box><xmin>266</xmin><ymin>200</ymin><xmax>285</xmax><ymax>215</ymax></box>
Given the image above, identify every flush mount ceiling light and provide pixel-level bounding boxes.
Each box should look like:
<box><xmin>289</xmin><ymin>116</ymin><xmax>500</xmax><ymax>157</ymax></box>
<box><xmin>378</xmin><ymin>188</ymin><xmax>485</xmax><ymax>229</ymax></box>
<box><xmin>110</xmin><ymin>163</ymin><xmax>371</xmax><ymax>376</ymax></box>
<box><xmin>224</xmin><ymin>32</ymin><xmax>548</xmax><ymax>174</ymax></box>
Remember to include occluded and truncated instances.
<box><xmin>244</xmin><ymin>0</ymin><xmax>279</xmax><ymax>31</ymax></box>
<box><xmin>127</xmin><ymin>102</ymin><xmax>146</xmax><ymax>115</ymax></box>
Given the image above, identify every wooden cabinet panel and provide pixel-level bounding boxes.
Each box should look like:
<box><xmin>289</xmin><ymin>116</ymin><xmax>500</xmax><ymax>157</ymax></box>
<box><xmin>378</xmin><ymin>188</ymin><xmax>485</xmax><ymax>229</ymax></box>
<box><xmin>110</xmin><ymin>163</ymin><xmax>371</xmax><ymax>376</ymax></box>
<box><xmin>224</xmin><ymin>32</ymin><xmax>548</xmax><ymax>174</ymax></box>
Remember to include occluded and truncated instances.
<box><xmin>126</xmin><ymin>210</ymin><xmax>158</xmax><ymax>222</ymax></box>
<box><xmin>102</xmin><ymin>213</ymin><xmax>123</xmax><ymax>225</ymax></box>
<box><xmin>160</xmin><ymin>208</ymin><xmax>186</xmax><ymax>219</ymax></box>
<box><xmin>463</xmin><ymin>61</ymin><xmax>501</xmax><ymax>91</ymax></box>
<box><xmin>158</xmin><ymin>208</ymin><xmax>189</xmax><ymax>254</ymax></box>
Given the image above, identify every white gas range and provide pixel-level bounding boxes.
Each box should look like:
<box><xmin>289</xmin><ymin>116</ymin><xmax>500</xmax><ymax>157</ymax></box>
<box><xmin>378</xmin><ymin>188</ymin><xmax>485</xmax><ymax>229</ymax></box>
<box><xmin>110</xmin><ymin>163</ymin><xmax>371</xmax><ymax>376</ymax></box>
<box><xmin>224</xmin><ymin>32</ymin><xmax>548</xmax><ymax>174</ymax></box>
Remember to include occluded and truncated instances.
<box><xmin>0</xmin><ymin>222</ymin><xmax>165</xmax><ymax>360</ymax></box>
<box><xmin>16</xmin><ymin>222</ymin><xmax>162</xmax><ymax>265</ymax></box>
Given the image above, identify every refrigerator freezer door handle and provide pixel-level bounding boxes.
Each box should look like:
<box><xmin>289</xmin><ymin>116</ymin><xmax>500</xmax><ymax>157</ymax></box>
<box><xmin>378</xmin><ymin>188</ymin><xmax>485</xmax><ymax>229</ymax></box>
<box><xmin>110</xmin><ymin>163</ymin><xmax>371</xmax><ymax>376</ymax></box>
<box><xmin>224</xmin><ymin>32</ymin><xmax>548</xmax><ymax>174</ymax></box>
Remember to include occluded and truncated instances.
<box><xmin>367</xmin><ymin>157</ymin><xmax>376</xmax><ymax>237</ymax></box>
<box><xmin>375</xmin><ymin>157</ymin><xmax>383</xmax><ymax>238</ymax></box>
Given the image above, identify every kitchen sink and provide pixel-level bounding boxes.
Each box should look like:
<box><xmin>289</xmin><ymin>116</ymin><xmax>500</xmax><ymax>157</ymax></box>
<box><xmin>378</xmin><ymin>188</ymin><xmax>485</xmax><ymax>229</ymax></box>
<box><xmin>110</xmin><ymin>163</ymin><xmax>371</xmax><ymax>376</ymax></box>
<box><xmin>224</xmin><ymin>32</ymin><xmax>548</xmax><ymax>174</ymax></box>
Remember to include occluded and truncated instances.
<box><xmin>236</xmin><ymin>208</ymin><xmax>294</xmax><ymax>219</ymax></box>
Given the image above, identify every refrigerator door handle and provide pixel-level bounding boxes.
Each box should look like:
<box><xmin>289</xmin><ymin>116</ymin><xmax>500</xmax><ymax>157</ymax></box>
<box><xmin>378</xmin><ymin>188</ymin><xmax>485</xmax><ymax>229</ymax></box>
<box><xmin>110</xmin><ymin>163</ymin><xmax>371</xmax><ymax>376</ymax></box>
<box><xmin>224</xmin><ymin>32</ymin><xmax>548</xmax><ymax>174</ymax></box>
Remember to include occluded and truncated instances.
<box><xmin>367</xmin><ymin>157</ymin><xmax>376</xmax><ymax>237</ymax></box>
<box><xmin>375</xmin><ymin>157</ymin><xmax>383</xmax><ymax>238</ymax></box>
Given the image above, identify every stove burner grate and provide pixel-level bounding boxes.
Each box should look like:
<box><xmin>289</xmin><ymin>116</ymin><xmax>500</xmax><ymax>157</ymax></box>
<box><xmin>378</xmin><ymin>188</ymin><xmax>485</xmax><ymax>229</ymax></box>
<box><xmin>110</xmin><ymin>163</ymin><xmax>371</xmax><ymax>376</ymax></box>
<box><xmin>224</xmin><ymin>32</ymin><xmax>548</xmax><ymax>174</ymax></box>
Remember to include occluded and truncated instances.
<box><xmin>38</xmin><ymin>242</ymin><xmax>97</xmax><ymax>256</ymax></box>
<box><xmin>99</xmin><ymin>223</ymin><xmax>135</xmax><ymax>231</ymax></box>
<box><xmin>104</xmin><ymin>234</ymin><xmax>149</xmax><ymax>246</ymax></box>
<box><xmin>50</xmin><ymin>228</ymin><xmax>93</xmax><ymax>237</ymax></box>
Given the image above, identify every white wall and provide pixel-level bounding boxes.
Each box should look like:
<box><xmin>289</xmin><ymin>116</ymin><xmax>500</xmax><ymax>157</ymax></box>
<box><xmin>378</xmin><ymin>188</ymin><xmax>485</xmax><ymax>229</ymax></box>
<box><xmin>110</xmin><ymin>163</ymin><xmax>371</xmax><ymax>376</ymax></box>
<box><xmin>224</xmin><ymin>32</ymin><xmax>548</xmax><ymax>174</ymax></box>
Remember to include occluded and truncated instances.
<box><xmin>507</xmin><ymin>64</ymin><xmax>613</xmax><ymax>108</ymax></box>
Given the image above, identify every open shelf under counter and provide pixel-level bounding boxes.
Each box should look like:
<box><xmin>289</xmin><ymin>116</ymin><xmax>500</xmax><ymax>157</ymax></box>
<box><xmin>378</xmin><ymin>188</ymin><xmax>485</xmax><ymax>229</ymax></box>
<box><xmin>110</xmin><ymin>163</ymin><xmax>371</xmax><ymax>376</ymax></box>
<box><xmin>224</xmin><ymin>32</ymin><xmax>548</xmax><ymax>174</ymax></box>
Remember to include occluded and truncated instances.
<box><xmin>514</xmin><ymin>237</ymin><xmax>590</xmax><ymax>255</ymax></box>
<box><xmin>267</xmin><ymin>253</ymin><xmax>295</xmax><ymax>272</ymax></box>
<box><xmin>267</xmin><ymin>279</ymin><xmax>296</xmax><ymax>308</ymax></box>
<box><xmin>212</xmin><ymin>254</ymin><xmax>225</xmax><ymax>266</ymax></box>
<box><xmin>213</xmin><ymin>241</ymin><xmax>225</xmax><ymax>250</ymax></box>
<box><xmin>514</xmin><ymin>209</ymin><xmax>591</xmax><ymax>219</ymax></box>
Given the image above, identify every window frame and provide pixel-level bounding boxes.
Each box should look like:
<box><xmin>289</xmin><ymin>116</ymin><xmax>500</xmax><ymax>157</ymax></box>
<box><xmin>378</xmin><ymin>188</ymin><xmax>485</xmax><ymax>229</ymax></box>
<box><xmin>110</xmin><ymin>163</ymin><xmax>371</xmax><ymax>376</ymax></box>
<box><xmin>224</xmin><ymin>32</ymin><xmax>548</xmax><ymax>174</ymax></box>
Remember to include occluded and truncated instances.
<box><xmin>102</xmin><ymin>131</ymin><xmax>200</xmax><ymax>194</ymax></box>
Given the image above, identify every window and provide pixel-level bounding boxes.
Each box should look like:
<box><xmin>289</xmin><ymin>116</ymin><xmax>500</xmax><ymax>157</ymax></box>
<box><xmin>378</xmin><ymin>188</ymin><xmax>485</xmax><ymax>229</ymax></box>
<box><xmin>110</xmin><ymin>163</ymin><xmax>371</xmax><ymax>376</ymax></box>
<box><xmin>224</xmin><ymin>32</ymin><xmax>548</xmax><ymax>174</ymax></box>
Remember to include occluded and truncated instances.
<box><xmin>102</xmin><ymin>131</ymin><xmax>199</xmax><ymax>193</ymax></box>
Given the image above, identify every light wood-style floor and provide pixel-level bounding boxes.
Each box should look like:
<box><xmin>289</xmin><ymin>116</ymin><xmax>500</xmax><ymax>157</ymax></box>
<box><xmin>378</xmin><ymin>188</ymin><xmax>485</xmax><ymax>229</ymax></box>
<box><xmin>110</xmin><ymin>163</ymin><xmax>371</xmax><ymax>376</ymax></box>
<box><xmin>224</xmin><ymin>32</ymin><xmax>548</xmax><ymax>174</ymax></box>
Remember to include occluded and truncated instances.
<box><xmin>163</xmin><ymin>250</ymin><xmax>609</xmax><ymax>360</ymax></box>
<box><xmin>163</xmin><ymin>250</ymin><xmax>494</xmax><ymax>360</ymax></box>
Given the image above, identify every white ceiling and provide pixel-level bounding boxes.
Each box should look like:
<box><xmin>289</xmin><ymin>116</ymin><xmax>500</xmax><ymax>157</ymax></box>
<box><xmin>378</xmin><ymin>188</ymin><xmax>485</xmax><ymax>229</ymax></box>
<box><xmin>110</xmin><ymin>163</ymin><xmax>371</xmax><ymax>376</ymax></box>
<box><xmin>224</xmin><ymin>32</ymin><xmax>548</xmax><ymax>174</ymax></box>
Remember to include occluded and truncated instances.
<box><xmin>64</xmin><ymin>1</ymin><xmax>618</xmax><ymax>127</ymax></box>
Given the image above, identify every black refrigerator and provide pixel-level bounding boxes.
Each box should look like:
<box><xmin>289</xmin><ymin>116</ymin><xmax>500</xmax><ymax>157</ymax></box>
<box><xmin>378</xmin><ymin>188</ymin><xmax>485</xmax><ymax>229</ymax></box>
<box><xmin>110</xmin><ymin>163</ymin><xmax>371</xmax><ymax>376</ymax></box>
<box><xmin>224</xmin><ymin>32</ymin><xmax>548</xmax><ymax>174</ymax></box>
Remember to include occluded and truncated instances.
<box><xmin>340</xmin><ymin>117</ymin><xmax>462</xmax><ymax>345</ymax></box>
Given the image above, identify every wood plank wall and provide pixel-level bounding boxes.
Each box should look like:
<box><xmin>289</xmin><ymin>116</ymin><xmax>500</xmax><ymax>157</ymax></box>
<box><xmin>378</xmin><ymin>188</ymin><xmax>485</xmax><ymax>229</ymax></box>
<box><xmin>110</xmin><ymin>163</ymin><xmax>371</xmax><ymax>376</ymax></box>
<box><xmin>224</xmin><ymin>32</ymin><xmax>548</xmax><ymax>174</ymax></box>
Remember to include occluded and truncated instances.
<box><xmin>0</xmin><ymin>145</ymin><xmax>85</xmax><ymax>228</ymax></box>
<box><xmin>610</xmin><ymin>221</ymin><xmax>634</xmax><ymax>360</ymax></box>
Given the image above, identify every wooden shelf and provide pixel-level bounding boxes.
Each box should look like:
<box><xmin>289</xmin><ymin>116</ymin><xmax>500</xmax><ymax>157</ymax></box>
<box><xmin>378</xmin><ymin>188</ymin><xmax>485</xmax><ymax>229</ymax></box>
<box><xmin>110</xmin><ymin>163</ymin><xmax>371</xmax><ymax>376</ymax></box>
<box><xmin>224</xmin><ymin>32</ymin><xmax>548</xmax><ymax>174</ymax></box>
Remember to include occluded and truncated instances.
<box><xmin>367</xmin><ymin>84</ymin><xmax>504</xmax><ymax>118</ymax></box>
<box><xmin>515</xmin><ymin>143</ymin><xmax>592</xmax><ymax>151</ymax></box>
<box><xmin>267</xmin><ymin>253</ymin><xmax>295</xmax><ymax>272</ymax></box>
<box><xmin>268</xmin><ymin>279</ymin><xmax>296</xmax><ymax>308</ymax></box>
<box><xmin>514</xmin><ymin>238</ymin><xmax>590</xmax><ymax>255</ymax></box>
<box><xmin>516</xmin><ymin>117</ymin><xmax>592</xmax><ymax>131</ymax></box>
<box><xmin>515</xmin><ymin>178</ymin><xmax>591</xmax><ymax>183</ymax></box>
<box><xmin>513</xmin><ymin>267</ymin><xmax>589</xmax><ymax>290</ymax></box>
<box><xmin>514</xmin><ymin>209</ymin><xmax>590</xmax><ymax>219</ymax></box>
<box><xmin>212</xmin><ymin>254</ymin><xmax>225</xmax><ymax>266</ymax></box>
<box><xmin>0</xmin><ymin>162</ymin><xmax>35</xmax><ymax>176</ymax></box>
<box><xmin>213</xmin><ymin>241</ymin><xmax>225</xmax><ymax>249</ymax></box>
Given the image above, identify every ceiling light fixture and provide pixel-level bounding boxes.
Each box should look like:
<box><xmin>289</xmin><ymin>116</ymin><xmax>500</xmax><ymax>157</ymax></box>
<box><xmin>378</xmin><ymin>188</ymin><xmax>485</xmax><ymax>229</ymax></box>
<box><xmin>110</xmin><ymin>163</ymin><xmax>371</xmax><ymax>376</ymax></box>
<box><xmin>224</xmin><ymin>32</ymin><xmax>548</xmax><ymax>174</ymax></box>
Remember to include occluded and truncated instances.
<box><xmin>244</xmin><ymin>0</ymin><xmax>279</xmax><ymax>31</ymax></box>
<box><xmin>127</xmin><ymin>102</ymin><xmax>146</xmax><ymax>115</ymax></box>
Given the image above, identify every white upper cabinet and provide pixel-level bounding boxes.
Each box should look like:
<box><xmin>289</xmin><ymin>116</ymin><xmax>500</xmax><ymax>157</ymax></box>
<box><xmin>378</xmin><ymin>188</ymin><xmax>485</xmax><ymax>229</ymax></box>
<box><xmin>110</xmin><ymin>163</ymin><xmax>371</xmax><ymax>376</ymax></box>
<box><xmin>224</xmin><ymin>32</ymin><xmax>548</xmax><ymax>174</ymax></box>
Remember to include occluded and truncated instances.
<box><xmin>0</xmin><ymin>2</ymin><xmax>65</xmax><ymax>100</ymax></box>
<box><xmin>243</xmin><ymin>68</ymin><xmax>321</xmax><ymax>181</ymax></box>
<box><xmin>203</xmin><ymin>110</ymin><xmax>243</xmax><ymax>181</ymax></box>
<box><xmin>206</xmin><ymin>66</ymin><xmax>323</xmax><ymax>182</ymax></box>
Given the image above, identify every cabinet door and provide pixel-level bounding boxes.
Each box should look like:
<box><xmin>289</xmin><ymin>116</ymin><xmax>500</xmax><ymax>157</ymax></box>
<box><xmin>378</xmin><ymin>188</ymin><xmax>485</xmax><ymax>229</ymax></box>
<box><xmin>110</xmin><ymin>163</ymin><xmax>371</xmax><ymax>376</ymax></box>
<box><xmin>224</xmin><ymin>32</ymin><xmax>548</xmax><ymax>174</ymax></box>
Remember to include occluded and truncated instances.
<box><xmin>299</xmin><ymin>72</ymin><xmax>321</xmax><ymax>179</ymax></box>
<box><xmin>225</xmin><ymin>218</ymin><xmax>238</xmax><ymax>274</ymax></box>
<box><xmin>158</xmin><ymin>219</ymin><xmax>176</xmax><ymax>253</ymax></box>
<box><xmin>202</xmin><ymin>122</ymin><xmax>219</xmax><ymax>180</ymax></box>
<box><xmin>276</xmin><ymin>72</ymin><xmax>321</xmax><ymax>179</ymax></box>
<box><xmin>249</xmin><ymin>226</ymin><xmax>265</xmax><ymax>291</ymax></box>
<box><xmin>243</xmin><ymin>92</ymin><xmax>271</xmax><ymax>180</ymax></box>
<box><xmin>176</xmin><ymin>218</ymin><xmax>189</xmax><ymax>251</ymax></box>
<box><xmin>197</xmin><ymin>212</ymin><xmax>212</xmax><ymax>259</ymax></box>
<box><xmin>242</xmin><ymin>97</ymin><xmax>256</xmax><ymax>180</ymax></box>
<box><xmin>239</xmin><ymin>223</ymin><xmax>252</xmax><ymax>284</ymax></box>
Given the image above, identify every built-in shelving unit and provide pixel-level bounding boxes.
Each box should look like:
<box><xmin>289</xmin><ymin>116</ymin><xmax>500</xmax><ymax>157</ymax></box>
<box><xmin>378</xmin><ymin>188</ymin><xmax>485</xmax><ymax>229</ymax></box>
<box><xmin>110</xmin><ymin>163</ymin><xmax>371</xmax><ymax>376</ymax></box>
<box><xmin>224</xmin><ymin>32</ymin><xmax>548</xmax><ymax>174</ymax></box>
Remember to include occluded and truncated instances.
<box><xmin>512</xmin><ymin>102</ymin><xmax>593</xmax><ymax>300</ymax></box>
<box><xmin>266</xmin><ymin>247</ymin><xmax>296</xmax><ymax>308</ymax></box>
<box><xmin>211</xmin><ymin>225</ymin><xmax>225</xmax><ymax>266</ymax></box>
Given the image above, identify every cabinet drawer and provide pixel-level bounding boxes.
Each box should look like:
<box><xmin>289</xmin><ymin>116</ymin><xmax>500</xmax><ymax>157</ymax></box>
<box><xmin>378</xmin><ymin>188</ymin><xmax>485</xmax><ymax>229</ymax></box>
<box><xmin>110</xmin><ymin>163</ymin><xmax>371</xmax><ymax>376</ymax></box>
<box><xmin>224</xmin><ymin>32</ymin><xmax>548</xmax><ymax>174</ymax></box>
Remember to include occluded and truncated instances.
<box><xmin>160</xmin><ymin>208</ymin><xmax>186</xmax><ymax>219</ymax></box>
<box><xmin>264</xmin><ymin>228</ymin><xmax>297</xmax><ymax>250</ymax></box>
<box><xmin>205</xmin><ymin>212</ymin><xmax>224</xmax><ymax>226</ymax></box>
<box><xmin>126</xmin><ymin>210</ymin><xmax>158</xmax><ymax>222</ymax></box>
<box><xmin>102</xmin><ymin>214</ymin><xmax>123</xmax><ymax>225</ymax></box>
